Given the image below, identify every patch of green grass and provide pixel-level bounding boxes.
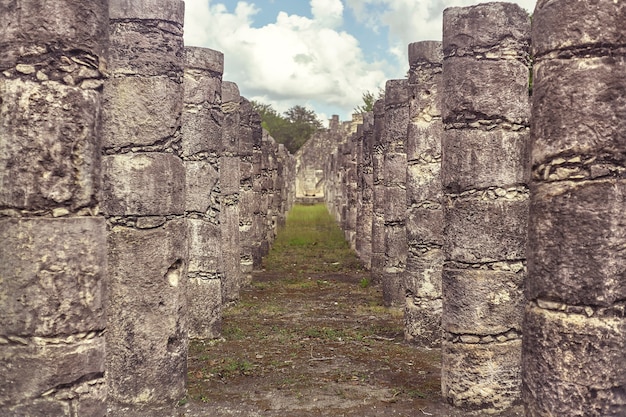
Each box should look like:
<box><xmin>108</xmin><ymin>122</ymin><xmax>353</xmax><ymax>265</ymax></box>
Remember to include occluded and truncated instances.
<box><xmin>359</xmin><ymin>277</ymin><xmax>371</xmax><ymax>289</ymax></box>
<box><xmin>262</xmin><ymin>204</ymin><xmax>364</xmax><ymax>274</ymax></box>
<box><xmin>222</xmin><ymin>324</ymin><xmax>245</xmax><ymax>340</ymax></box>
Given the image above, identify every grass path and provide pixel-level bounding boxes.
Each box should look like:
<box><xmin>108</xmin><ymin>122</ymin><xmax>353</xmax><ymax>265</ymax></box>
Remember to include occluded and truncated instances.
<box><xmin>182</xmin><ymin>204</ymin><xmax>479</xmax><ymax>417</ymax></box>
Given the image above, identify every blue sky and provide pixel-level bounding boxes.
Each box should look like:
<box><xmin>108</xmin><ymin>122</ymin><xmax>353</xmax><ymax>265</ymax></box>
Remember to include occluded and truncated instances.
<box><xmin>184</xmin><ymin>0</ymin><xmax>536</xmax><ymax>126</ymax></box>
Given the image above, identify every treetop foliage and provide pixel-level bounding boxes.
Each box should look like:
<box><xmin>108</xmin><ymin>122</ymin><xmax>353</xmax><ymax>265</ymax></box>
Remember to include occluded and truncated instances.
<box><xmin>251</xmin><ymin>101</ymin><xmax>323</xmax><ymax>154</ymax></box>
<box><xmin>353</xmin><ymin>88</ymin><xmax>385</xmax><ymax>114</ymax></box>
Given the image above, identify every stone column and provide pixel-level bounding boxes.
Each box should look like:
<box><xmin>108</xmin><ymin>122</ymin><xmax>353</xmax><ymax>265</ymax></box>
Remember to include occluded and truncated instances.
<box><xmin>523</xmin><ymin>1</ymin><xmax>626</xmax><ymax>415</ymax></box>
<box><xmin>382</xmin><ymin>79</ymin><xmax>409</xmax><ymax>307</ymax></box>
<box><xmin>238</xmin><ymin>97</ymin><xmax>258</xmax><ymax>283</ymax></box>
<box><xmin>182</xmin><ymin>46</ymin><xmax>224</xmax><ymax>337</ymax></box>
<box><xmin>404</xmin><ymin>41</ymin><xmax>444</xmax><ymax>347</ymax></box>
<box><xmin>221</xmin><ymin>80</ymin><xmax>243</xmax><ymax>304</ymax></box>
<box><xmin>102</xmin><ymin>1</ymin><xmax>188</xmax><ymax>413</ymax></box>
<box><xmin>441</xmin><ymin>3</ymin><xmax>530</xmax><ymax>413</ymax></box>
<box><xmin>371</xmin><ymin>99</ymin><xmax>386</xmax><ymax>284</ymax></box>
<box><xmin>0</xmin><ymin>2</ymin><xmax>109</xmax><ymax>415</ymax></box>
<box><xmin>356</xmin><ymin>112</ymin><xmax>374</xmax><ymax>269</ymax></box>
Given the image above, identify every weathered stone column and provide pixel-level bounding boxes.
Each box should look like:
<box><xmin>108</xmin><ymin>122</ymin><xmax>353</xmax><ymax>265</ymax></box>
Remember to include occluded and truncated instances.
<box><xmin>382</xmin><ymin>79</ymin><xmax>409</xmax><ymax>307</ymax></box>
<box><xmin>404</xmin><ymin>41</ymin><xmax>444</xmax><ymax>347</ymax></box>
<box><xmin>356</xmin><ymin>112</ymin><xmax>374</xmax><ymax>269</ymax></box>
<box><xmin>441</xmin><ymin>3</ymin><xmax>530</xmax><ymax>413</ymax></box>
<box><xmin>371</xmin><ymin>99</ymin><xmax>386</xmax><ymax>284</ymax></box>
<box><xmin>221</xmin><ymin>80</ymin><xmax>243</xmax><ymax>304</ymax></box>
<box><xmin>0</xmin><ymin>2</ymin><xmax>109</xmax><ymax>415</ymax></box>
<box><xmin>523</xmin><ymin>1</ymin><xmax>626</xmax><ymax>415</ymax></box>
<box><xmin>344</xmin><ymin>130</ymin><xmax>358</xmax><ymax>249</ymax></box>
<box><xmin>182</xmin><ymin>46</ymin><xmax>224</xmax><ymax>337</ymax></box>
<box><xmin>238</xmin><ymin>97</ymin><xmax>259</xmax><ymax>283</ymax></box>
<box><xmin>103</xmin><ymin>1</ymin><xmax>188</xmax><ymax>413</ymax></box>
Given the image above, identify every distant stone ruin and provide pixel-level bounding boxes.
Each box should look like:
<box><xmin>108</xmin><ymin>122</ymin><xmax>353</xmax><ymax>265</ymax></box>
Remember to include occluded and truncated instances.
<box><xmin>1</xmin><ymin>0</ymin><xmax>624</xmax><ymax>416</ymax></box>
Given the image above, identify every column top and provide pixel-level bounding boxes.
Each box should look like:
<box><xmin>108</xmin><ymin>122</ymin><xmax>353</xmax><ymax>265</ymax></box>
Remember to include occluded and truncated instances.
<box><xmin>110</xmin><ymin>0</ymin><xmax>185</xmax><ymax>24</ymax></box>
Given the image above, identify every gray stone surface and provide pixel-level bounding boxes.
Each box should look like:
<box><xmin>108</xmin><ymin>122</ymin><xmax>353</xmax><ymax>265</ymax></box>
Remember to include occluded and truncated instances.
<box><xmin>382</xmin><ymin>80</ymin><xmax>409</xmax><ymax>307</ymax></box>
<box><xmin>0</xmin><ymin>1</ymin><xmax>108</xmax><ymax>414</ymax></box>
<box><xmin>103</xmin><ymin>0</ymin><xmax>188</xmax><ymax>411</ymax></box>
<box><xmin>182</xmin><ymin>47</ymin><xmax>226</xmax><ymax>334</ymax></box>
<box><xmin>441</xmin><ymin>2</ymin><xmax>530</xmax><ymax>412</ymax></box>
<box><xmin>404</xmin><ymin>41</ymin><xmax>444</xmax><ymax>347</ymax></box>
<box><xmin>523</xmin><ymin>1</ymin><xmax>626</xmax><ymax>415</ymax></box>
<box><xmin>106</xmin><ymin>220</ymin><xmax>188</xmax><ymax>404</ymax></box>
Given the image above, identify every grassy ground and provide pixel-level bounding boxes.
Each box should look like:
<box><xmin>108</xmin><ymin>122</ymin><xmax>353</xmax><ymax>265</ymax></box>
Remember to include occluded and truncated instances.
<box><xmin>261</xmin><ymin>203</ymin><xmax>364</xmax><ymax>275</ymax></box>
<box><xmin>183</xmin><ymin>204</ymin><xmax>460</xmax><ymax>416</ymax></box>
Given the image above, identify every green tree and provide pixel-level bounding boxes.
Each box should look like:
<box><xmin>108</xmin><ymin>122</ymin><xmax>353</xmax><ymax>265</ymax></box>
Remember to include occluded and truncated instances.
<box><xmin>353</xmin><ymin>88</ymin><xmax>385</xmax><ymax>114</ymax></box>
<box><xmin>251</xmin><ymin>101</ymin><xmax>322</xmax><ymax>153</ymax></box>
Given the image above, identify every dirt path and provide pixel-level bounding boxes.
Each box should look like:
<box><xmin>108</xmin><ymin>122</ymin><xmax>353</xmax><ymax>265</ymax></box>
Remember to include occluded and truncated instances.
<box><xmin>179</xmin><ymin>205</ymin><xmax>523</xmax><ymax>416</ymax></box>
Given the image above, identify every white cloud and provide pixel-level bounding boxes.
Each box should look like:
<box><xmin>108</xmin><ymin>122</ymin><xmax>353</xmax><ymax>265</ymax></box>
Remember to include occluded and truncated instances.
<box><xmin>184</xmin><ymin>0</ymin><xmax>387</xmax><ymax>121</ymax></box>
<box><xmin>311</xmin><ymin>0</ymin><xmax>344</xmax><ymax>28</ymax></box>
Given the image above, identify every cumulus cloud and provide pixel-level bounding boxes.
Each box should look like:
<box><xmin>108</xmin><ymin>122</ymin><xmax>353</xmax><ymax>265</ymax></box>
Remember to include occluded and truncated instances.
<box><xmin>311</xmin><ymin>0</ymin><xmax>344</xmax><ymax>28</ymax></box>
<box><xmin>184</xmin><ymin>0</ymin><xmax>387</xmax><ymax>121</ymax></box>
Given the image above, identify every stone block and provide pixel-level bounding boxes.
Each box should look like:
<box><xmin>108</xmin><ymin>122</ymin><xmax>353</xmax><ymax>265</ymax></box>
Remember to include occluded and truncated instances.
<box><xmin>408</xmin><ymin>41</ymin><xmax>443</xmax><ymax>68</ymax></box>
<box><xmin>188</xmin><ymin>278</ymin><xmax>222</xmax><ymax>339</ymax></box>
<box><xmin>406</xmin><ymin>121</ymin><xmax>442</xmax><ymax>163</ymax></box>
<box><xmin>383</xmin><ymin>152</ymin><xmax>407</xmax><ymax>186</ymax></box>
<box><xmin>531</xmin><ymin>56</ymin><xmax>626</xmax><ymax>167</ymax></box>
<box><xmin>221</xmin><ymin>156</ymin><xmax>241</xmax><ymax>196</ymax></box>
<box><xmin>0</xmin><ymin>337</ymin><xmax>105</xmax><ymax>409</ymax></box>
<box><xmin>383</xmin><ymin>107</ymin><xmax>409</xmax><ymax>152</ymax></box>
<box><xmin>528</xmin><ymin>180</ymin><xmax>626</xmax><ymax>306</ymax></box>
<box><xmin>221</xmin><ymin>204</ymin><xmax>241</xmax><ymax>304</ymax></box>
<box><xmin>443</xmin><ymin>3</ymin><xmax>530</xmax><ymax>57</ymax></box>
<box><xmin>108</xmin><ymin>19</ymin><xmax>184</xmax><ymax>77</ymax></box>
<box><xmin>523</xmin><ymin>305</ymin><xmax>626</xmax><ymax>417</ymax></box>
<box><xmin>404</xmin><ymin>251</ymin><xmax>443</xmax><ymax>298</ymax></box>
<box><xmin>0</xmin><ymin>0</ymin><xmax>108</xmax><ymax>68</ymax></box>
<box><xmin>404</xmin><ymin>297</ymin><xmax>442</xmax><ymax>347</ymax></box>
<box><xmin>406</xmin><ymin>163</ymin><xmax>441</xmax><ymax>207</ymax></box>
<box><xmin>444</xmin><ymin>197</ymin><xmax>528</xmax><ymax>263</ymax></box>
<box><xmin>442</xmin><ymin>268</ymin><xmax>524</xmax><ymax>335</ymax></box>
<box><xmin>384</xmin><ymin>223</ymin><xmax>408</xmax><ymax>262</ymax></box>
<box><xmin>184</xmin><ymin>160</ymin><xmax>219</xmax><ymax>214</ymax></box>
<box><xmin>442</xmin><ymin>339</ymin><xmax>522</xmax><ymax>412</ymax></box>
<box><xmin>181</xmin><ymin>107</ymin><xmax>223</xmax><ymax>157</ymax></box>
<box><xmin>442</xmin><ymin>129</ymin><xmax>530</xmax><ymax>193</ymax></box>
<box><xmin>0</xmin><ymin>217</ymin><xmax>106</xmax><ymax>336</ymax></box>
<box><xmin>184</xmin><ymin>47</ymin><xmax>224</xmax><ymax>75</ymax></box>
<box><xmin>183</xmin><ymin>70</ymin><xmax>221</xmax><ymax>107</ymax></box>
<box><xmin>102</xmin><ymin>76</ymin><xmax>183</xmax><ymax>149</ymax></box>
<box><xmin>187</xmin><ymin>219</ymin><xmax>221</xmax><ymax>274</ymax></box>
<box><xmin>0</xmin><ymin>79</ymin><xmax>100</xmax><ymax>210</ymax></box>
<box><xmin>109</xmin><ymin>0</ymin><xmax>185</xmax><ymax>23</ymax></box>
<box><xmin>532</xmin><ymin>0</ymin><xmax>626</xmax><ymax>56</ymax></box>
<box><xmin>102</xmin><ymin>153</ymin><xmax>185</xmax><ymax>216</ymax></box>
<box><xmin>442</xmin><ymin>58</ymin><xmax>530</xmax><ymax>124</ymax></box>
<box><xmin>383</xmin><ymin>186</ymin><xmax>406</xmax><ymax>223</ymax></box>
<box><xmin>106</xmin><ymin>219</ymin><xmax>188</xmax><ymax>405</ymax></box>
<box><xmin>384</xmin><ymin>79</ymin><xmax>409</xmax><ymax>107</ymax></box>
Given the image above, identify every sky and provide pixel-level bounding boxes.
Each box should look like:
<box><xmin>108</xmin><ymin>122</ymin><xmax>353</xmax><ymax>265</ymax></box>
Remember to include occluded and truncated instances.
<box><xmin>184</xmin><ymin>0</ymin><xmax>537</xmax><ymax>126</ymax></box>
